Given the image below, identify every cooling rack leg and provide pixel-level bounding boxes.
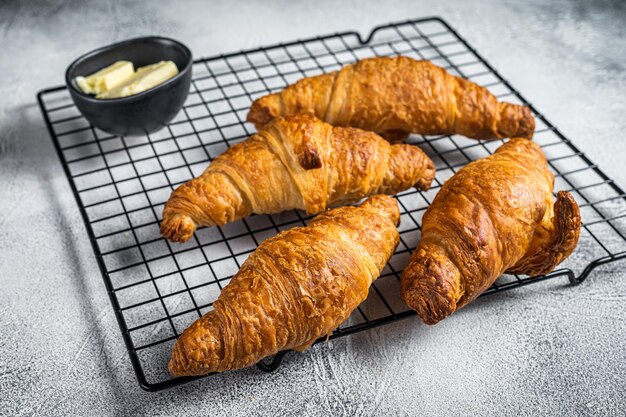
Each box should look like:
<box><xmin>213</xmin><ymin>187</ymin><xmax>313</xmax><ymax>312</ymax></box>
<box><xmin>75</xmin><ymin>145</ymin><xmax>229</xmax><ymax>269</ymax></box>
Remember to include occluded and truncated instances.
<box><xmin>255</xmin><ymin>351</ymin><xmax>287</xmax><ymax>373</ymax></box>
<box><xmin>566</xmin><ymin>269</ymin><xmax>578</xmax><ymax>286</ymax></box>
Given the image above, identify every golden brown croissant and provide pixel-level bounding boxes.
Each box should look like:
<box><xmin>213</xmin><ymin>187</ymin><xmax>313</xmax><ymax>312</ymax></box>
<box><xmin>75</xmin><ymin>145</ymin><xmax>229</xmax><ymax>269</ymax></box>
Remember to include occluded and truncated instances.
<box><xmin>161</xmin><ymin>114</ymin><xmax>434</xmax><ymax>242</ymax></box>
<box><xmin>401</xmin><ymin>138</ymin><xmax>581</xmax><ymax>324</ymax></box>
<box><xmin>247</xmin><ymin>56</ymin><xmax>535</xmax><ymax>142</ymax></box>
<box><xmin>169</xmin><ymin>195</ymin><xmax>400</xmax><ymax>375</ymax></box>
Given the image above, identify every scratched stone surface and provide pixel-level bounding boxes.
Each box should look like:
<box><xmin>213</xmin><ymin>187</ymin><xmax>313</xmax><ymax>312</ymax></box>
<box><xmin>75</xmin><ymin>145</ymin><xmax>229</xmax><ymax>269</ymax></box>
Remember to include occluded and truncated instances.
<box><xmin>1</xmin><ymin>0</ymin><xmax>625</xmax><ymax>416</ymax></box>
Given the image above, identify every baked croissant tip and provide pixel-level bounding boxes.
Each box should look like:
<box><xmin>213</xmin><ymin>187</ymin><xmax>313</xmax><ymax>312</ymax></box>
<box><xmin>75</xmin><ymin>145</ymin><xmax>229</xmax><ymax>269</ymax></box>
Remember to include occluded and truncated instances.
<box><xmin>247</xmin><ymin>99</ymin><xmax>275</xmax><ymax>129</ymax></box>
<box><xmin>415</xmin><ymin>163</ymin><xmax>436</xmax><ymax>191</ymax></box>
<box><xmin>495</xmin><ymin>104</ymin><xmax>536</xmax><ymax>140</ymax></box>
<box><xmin>160</xmin><ymin>213</ymin><xmax>197</xmax><ymax>243</ymax></box>
<box><xmin>401</xmin><ymin>278</ymin><xmax>455</xmax><ymax>325</ymax></box>
<box><xmin>363</xmin><ymin>195</ymin><xmax>400</xmax><ymax>225</ymax></box>
<box><xmin>401</xmin><ymin>252</ymin><xmax>460</xmax><ymax>324</ymax></box>
<box><xmin>169</xmin><ymin>341</ymin><xmax>202</xmax><ymax>377</ymax></box>
<box><xmin>520</xmin><ymin>107</ymin><xmax>536</xmax><ymax>139</ymax></box>
<box><xmin>168</xmin><ymin>339</ymin><xmax>186</xmax><ymax>376</ymax></box>
<box><xmin>554</xmin><ymin>190</ymin><xmax>582</xmax><ymax>245</ymax></box>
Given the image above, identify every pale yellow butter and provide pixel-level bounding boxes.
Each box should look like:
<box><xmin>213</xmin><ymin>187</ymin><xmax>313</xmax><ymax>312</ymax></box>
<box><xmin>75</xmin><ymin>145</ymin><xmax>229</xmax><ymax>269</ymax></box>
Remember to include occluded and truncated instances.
<box><xmin>76</xmin><ymin>61</ymin><xmax>135</xmax><ymax>95</ymax></box>
<box><xmin>75</xmin><ymin>76</ymin><xmax>93</xmax><ymax>94</ymax></box>
<box><xmin>97</xmin><ymin>61</ymin><xmax>179</xmax><ymax>99</ymax></box>
<box><xmin>74</xmin><ymin>60</ymin><xmax>179</xmax><ymax>99</ymax></box>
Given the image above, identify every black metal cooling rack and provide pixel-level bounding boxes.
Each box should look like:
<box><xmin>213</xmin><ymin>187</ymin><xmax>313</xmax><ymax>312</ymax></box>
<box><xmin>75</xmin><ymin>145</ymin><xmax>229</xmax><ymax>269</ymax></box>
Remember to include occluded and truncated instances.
<box><xmin>37</xmin><ymin>17</ymin><xmax>626</xmax><ymax>391</ymax></box>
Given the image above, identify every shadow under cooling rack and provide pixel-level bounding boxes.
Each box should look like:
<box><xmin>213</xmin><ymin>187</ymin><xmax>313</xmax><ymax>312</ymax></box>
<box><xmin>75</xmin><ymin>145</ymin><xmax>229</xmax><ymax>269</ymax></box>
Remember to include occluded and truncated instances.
<box><xmin>38</xmin><ymin>16</ymin><xmax>626</xmax><ymax>391</ymax></box>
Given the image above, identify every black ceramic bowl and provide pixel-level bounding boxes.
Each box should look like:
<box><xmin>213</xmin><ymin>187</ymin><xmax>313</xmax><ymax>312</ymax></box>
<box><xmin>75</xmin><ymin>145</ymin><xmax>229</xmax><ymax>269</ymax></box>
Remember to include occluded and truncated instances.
<box><xmin>66</xmin><ymin>36</ymin><xmax>192</xmax><ymax>136</ymax></box>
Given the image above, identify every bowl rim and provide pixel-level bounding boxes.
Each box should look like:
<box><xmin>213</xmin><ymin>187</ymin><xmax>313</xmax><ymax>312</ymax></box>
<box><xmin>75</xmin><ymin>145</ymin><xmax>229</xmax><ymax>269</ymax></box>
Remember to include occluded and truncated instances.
<box><xmin>65</xmin><ymin>36</ymin><xmax>193</xmax><ymax>104</ymax></box>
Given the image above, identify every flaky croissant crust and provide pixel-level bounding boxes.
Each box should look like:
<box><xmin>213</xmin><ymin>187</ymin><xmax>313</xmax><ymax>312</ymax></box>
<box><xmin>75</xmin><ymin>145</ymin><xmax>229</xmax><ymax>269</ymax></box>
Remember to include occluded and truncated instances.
<box><xmin>401</xmin><ymin>138</ymin><xmax>581</xmax><ymax>324</ymax></box>
<box><xmin>248</xmin><ymin>56</ymin><xmax>535</xmax><ymax>141</ymax></box>
<box><xmin>169</xmin><ymin>195</ymin><xmax>400</xmax><ymax>375</ymax></box>
<box><xmin>161</xmin><ymin>114</ymin><xmax>434</xmax><ymax>242</ymax></box>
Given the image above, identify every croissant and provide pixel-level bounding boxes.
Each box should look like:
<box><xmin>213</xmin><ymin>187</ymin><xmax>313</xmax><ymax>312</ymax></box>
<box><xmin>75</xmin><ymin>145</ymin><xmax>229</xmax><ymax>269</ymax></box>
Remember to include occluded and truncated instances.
<box><xmin>401</xmin><ymin>138</ymin><xmax>581</xmax><ymax>324</ymax></box>
<box><xmin>161</xmin><ymin>114</ymin><xmax>434</xmax><ymax>242</ymax></box>
<box><xmin>247</xmin><ymin>56</ymin><xmax>535</xmax><ymax>142</ymax></box>
<box><xmin>169</xmin><ymin>195</ymin><xmax>400</xmax><ymax>375</ymax></box>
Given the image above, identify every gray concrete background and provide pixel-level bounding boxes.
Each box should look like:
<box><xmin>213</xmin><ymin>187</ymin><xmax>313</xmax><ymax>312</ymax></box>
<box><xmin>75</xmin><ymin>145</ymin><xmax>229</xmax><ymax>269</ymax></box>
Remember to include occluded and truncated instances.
<box><xmin>1</xmin><ymin>0</ymin><xmax>625</xmax><ymax>415</ymax></box>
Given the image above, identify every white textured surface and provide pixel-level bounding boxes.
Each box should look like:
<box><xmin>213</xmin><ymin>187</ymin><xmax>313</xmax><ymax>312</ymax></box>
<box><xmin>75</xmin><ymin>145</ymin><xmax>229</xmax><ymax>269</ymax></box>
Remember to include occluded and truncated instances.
<box><xmin>1</xmin><ymin>0</ymin><xmax>625</xmax><ymax>415</ymax></box>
